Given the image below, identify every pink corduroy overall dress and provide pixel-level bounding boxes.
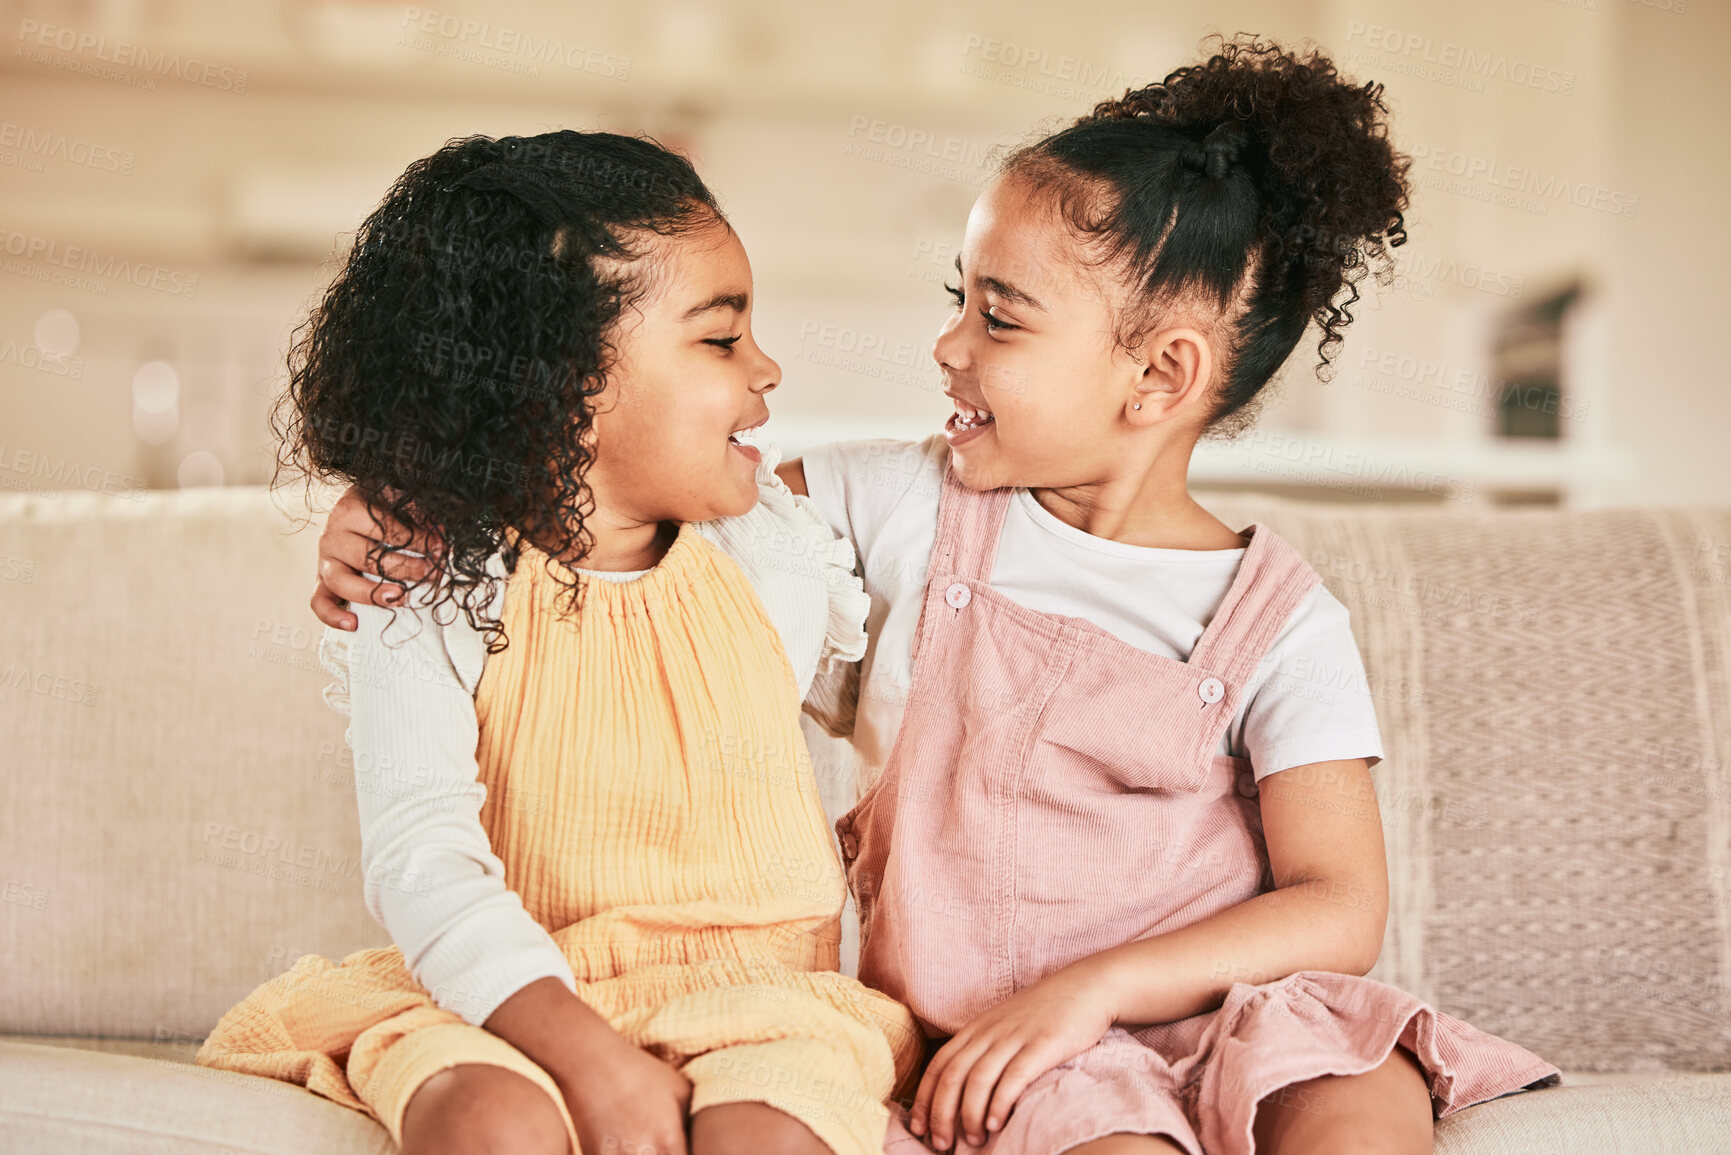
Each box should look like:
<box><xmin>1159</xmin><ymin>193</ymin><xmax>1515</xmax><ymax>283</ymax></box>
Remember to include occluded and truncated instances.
<box><xmin>835</xmin><ymin>463</ymin><xmax>1561</xmax><ymax>1155</ymax></box>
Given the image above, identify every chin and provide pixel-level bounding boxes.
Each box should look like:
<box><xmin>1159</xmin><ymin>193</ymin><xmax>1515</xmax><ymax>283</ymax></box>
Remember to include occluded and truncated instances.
<box><xmin>948</xmin><ymin>444</ymin><xmax>1011</xmax><ymax>493</ymax></box>
<box><xmin>714</xmin><ymin>478</ymin><xmax>759</xmax><ymax>519</ymax></box>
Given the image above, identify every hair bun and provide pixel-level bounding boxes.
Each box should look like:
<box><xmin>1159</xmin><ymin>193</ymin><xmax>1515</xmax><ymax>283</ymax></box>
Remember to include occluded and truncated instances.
<box><xmin>1183</xmin><ymin>122</ymin><xmax>1246</xmax><ymax>181</ymax></box>
<box><xmin>998</xmin><ymin>33</ymin><xmax>1411</xmax><ymax>438</ymax></box>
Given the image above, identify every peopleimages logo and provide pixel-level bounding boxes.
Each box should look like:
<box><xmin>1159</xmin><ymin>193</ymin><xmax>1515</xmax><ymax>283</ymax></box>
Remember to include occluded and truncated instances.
<box><xmin>958</xmin><ymin>34</ymin><xmax>1156</xmax><ymax>101</ymax></box>
<box><xmin>0</xmin><ymin>337</ymin><xmax>84</xmax><ymax>379</ymax></box>
<box><xmin>0</xmin><ymin>122</ymin><xmax>133</xmax><ymax>174</ymax></box>
<box><xmin>1410</xmin><ymin>143</ymin><xmax>1638</xmax><ymax>220</ymax></box>
<box><xmin>1344</xmin><ymin>21</ymin><xmax>1576</xmax><ymax>95</ymax></box>
<box><xmin>844</xmin><ymin>115</ymin><xmax>993</xmax><ymax>178</ymax></box>
<box><xmin>0</xmin><ymin>228</ymin><xmax>199</xmax><ymax>297</ymax></box>
<box><xmin>0</xmin><ymin>443</ymin><xmax>144</xmax><ymax>499</ymax></box>
<box><xmin>15</xmin><ymin>20</ymin><xmax>249</xmax><ymax>92</ymax></box>
<box><xmin>399</xmin><ymin>9</ymin><xmax>632</xmax><ymax>80</ymax></box>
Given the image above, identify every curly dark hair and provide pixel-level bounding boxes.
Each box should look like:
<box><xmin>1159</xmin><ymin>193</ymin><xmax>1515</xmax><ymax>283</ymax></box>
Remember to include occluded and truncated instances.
<box><xmin>1002</xmin><ymin>34</ymin><xmax>1411</xmax><ymax>436</ymax></box>
<box><xmin>275</xmin><ymin>130</ymin><xmax>724</xmax><ymax>650</ymax></box>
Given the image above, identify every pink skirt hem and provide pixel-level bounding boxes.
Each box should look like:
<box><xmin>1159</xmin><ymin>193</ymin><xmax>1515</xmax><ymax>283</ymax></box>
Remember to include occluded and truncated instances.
<box><xmin>883</xmin><ymin>970</ymin><xmax>1561</xmax><ymax>1155</ymax></box>
<box><xmin>1197</xmin><ymin>970</ymin><xmax>1561</xmax><ymax>1155</ymax></box>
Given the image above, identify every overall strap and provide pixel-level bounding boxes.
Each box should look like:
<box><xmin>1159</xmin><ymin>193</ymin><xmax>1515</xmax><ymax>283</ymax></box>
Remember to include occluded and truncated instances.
<box><xmin>930</xmin><ymin>458</ymin><xmax>1015</xmax><ymax>584</ymax></box>
<box><xmin>1186</xmin><ymin>523</ymin><xmax>1322</xmax><ymax>688</ymax></box>
<box><xmin>906</xmin><ymin>460</ymin><xmax>1015</xmax><ymax>671</ymax></box>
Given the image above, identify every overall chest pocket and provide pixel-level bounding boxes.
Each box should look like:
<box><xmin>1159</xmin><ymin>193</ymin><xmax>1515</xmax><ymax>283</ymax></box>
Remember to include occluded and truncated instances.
<box><xmin>1033</xmin><ymin>646</ymin><xmax>1226</xmax><ymax>795</ymax></box>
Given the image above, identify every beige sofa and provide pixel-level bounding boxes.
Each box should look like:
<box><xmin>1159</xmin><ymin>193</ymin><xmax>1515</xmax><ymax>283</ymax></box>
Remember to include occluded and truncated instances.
<box><xmin>3</xmin><ymin>484</ymin><xmax>1730</xmax><ymax>1153</ymax></box>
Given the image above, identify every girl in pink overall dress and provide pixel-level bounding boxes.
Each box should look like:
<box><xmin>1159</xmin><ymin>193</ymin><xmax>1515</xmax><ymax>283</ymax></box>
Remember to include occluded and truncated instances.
<box><xmin>823</xmin><ymin>38</ymin><xmax>1561</xmax><ymax>1155</ymax></box>
<box><xmin>836</xmin><ymin>465</ymin><xmax>1560</xmax><ymax>1155</ymax></box>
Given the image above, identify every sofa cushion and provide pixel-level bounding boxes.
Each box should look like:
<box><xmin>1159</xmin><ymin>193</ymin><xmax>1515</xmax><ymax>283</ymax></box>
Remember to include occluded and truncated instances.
<box><xmin>0</xmin><ymin>488</ymin><xmax>388</xmax><ymax>1042</ymax></box>
<box><xmin>1432</xmin><ymin>1071</ymin><xmax>1731</xmax><ymax>1153</ymax></box>
<box><xmin>6</xmin><ymin>1038</ymin><xmax>1730</xmax><ymax>1154</ymax></box>
<box><xmin>1197</xmin><ymin>495</ymin><xmax>1731</xmax><ymax>1074</ymax></box>
<box><xmin>0</xmin><ymin>1039</ymin><xmax>393</xmax><ymax>1154</ymax></box>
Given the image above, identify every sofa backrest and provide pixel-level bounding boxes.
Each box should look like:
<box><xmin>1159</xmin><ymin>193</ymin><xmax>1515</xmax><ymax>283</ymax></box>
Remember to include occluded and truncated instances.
<box><xmin>0</xmin><ymin>487</ymin><xmax>386</xmax><ymax>1046</ymax></box>
<box><xmin>4</xmin><ymin>487</ymin><xmax>1730</xmax><ymax>1073</ymax></box>
<box><xmin>1198</xmin><ymin>493</ymin><xmax>1731</xmax><ymax>1075</ymax></box>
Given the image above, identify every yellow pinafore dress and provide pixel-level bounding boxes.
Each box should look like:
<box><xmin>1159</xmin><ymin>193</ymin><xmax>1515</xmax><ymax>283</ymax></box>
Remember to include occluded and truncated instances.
<box><xmin>196</xmin><ymin>523</ymin><xmax>923</xmax><ymax>1155</ymax></box>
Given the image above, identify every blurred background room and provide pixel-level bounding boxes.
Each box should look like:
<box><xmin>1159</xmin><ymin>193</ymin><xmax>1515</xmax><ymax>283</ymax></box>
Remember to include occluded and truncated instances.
<box><xmin>1</xmin><ymin>0</ymin><xmax>1725</xmax><ymax>510</ymax></box>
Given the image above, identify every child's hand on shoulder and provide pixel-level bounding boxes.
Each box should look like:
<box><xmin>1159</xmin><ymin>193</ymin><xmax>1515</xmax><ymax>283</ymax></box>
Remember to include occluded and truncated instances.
<box><xmin>909</xmin><ymin>965</ymin><xmax>1118</xmax><ymax>1150</ymax></box>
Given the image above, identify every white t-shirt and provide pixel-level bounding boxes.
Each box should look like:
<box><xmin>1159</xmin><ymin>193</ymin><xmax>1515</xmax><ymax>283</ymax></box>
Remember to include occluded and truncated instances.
<box><xmin>801</xmin><ymin>435</ymin><xmax>1384</xmax><ymax>798</ymax></box>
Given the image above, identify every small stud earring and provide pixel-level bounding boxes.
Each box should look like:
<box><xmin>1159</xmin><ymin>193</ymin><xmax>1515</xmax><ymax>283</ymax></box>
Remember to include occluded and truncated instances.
<box><xmin>1133</xmin><ymin>403</ymin><xmax>1142</xmax><ymax>410</ymax></box>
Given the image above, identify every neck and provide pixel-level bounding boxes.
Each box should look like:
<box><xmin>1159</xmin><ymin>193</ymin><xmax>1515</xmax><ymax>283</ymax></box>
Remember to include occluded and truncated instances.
<box><xmin>551</xmin><ymin>502</ymin><xmax>679</xmax><ymax>572</ymax></box>
<box><xmin>1029</xmin><ymin>437</ymin><xmax>1242</xmax><ymax>550</ymax></box>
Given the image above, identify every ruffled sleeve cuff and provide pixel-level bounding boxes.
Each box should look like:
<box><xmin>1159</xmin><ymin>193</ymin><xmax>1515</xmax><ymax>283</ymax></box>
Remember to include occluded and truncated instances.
<box><xmin>318</xmin><ymin>627</ymin><xmax>355</xmax><ymax>718</ymax></box>
<box><xmin>691</xmin><ymin>441</ymin><xmax>871</xmax><ymax>699</ymax></box>
<box><xmin>754</xmin><ymin>441</ymin><xmax>871</xmax><ymax>672</ymax></box>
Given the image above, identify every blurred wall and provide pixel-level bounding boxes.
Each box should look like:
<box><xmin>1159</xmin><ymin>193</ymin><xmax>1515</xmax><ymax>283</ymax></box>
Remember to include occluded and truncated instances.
<box><xmin>0</xmin><ymin>0</ymin><xmax>1722</xmax><ymax>507</ymax></box>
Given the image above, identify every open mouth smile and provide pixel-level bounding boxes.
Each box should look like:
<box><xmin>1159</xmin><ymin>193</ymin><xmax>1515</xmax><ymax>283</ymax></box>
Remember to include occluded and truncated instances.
<box><xmin>729</xmin><ymin>418</ymin><xmax>765</xmax><ymax>462</ymax></box>
<box><xmin>943</xmin><ymin>394</ymin><xmax>995</xmax><ymax>446</ymax></box>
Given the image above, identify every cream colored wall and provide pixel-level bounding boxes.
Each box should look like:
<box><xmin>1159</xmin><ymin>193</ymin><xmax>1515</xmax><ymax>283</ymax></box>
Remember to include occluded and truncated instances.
<box><xmin>0</xmin><ymin>0</ymin><xmax>1719</xmax><ymax>504</ymax></box>
<box><xmin>1597</xmin><ymin>0</ymin><xmax>1730</xmax><ymax>507</ymax></box>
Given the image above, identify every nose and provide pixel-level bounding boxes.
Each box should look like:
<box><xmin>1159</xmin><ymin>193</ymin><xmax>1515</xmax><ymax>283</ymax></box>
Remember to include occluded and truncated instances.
<box><xmin>751</xmin><ymin>344</ymin><xmax>780</xmax><ymax>395</ymax></box>
<box><xmin>932</xmin><ymin>309</ymin><xmax>967</xmax><ymax>376</ymax></box>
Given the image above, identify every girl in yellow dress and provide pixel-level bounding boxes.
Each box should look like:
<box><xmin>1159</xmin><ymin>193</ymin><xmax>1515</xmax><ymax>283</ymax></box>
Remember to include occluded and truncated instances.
<box><xmin>195</xmin><ymin>130</ymin><xmax>921</xmax><ymax>1155</ymax></box>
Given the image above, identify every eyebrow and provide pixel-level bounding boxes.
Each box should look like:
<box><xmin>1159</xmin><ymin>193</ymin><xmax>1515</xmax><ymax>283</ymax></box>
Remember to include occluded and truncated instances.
<box><xmin>681</xmin><ymin>291</ymin><xmax>749</xmax><ymax>320</ymax></box>
<box><xmin>955</xmin><ymin>256</ymin><xmax>1044</xmax><ymax>312</ymax></box>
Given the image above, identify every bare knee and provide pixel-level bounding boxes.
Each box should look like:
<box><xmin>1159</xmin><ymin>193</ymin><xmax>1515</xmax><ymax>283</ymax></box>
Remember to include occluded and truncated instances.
<box><xmin>401</xmin><ymin>1063</ymin><xmax>570</xmax><ymax>1155</ymax></box>
<box><xmin>1251</xmin><ymin>1045</ymin><xmax>1433</xmax><ymax>1155</ymax></box>
<box><xmin>691</xmin><ymin>1101</ymin><xmax>825</xmax><ymax>1155</ymax></box>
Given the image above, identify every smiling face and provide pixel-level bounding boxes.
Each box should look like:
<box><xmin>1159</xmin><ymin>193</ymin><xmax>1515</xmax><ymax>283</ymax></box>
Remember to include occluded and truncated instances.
<box><xmin>586</xmin><ymin>218</ymin><xmax>778</xmax><ymax>524</ymax></box>
<box><xmin>933</xmin><ymin>174</ymin><xmax>1219</xmax><ymax>494</ymax></box>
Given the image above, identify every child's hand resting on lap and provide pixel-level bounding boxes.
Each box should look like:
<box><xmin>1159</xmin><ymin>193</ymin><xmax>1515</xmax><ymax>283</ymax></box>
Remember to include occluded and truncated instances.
<box><xmin>910</xmin><ymin>964</ymin><xmax>1119</xmax><ymax>1151</ymax></box>
<box><xmin>557</xmin><ymin>1027</ymin><xmax>695</xmax><ymax>1155</ymax></box>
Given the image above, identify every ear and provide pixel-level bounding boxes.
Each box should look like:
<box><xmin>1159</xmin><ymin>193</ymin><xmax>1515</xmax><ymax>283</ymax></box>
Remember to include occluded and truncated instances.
<box><xmin>1129</xmin><ymin>327</ymin><xmax>1213</xmax><ymax>421</ymax></box>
